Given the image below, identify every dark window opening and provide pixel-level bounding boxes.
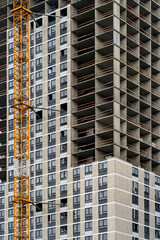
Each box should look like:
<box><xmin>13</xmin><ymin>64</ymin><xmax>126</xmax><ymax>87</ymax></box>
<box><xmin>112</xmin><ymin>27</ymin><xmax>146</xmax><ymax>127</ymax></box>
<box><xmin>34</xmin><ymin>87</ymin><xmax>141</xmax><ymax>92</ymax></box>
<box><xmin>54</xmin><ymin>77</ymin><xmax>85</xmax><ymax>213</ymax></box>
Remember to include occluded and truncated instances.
<box><xmin>61</xmin><ymin>198</ymin><xmax>67</xmax><ymax>207</ymax></box>
<box><xmin>61</xmin><ymin>103</ymin><xmax>67</xmax><ymax>116</ymax></box>
<box><xmin>48</xmin><ymin>16</ymin><xmax>55</xmax><ymax>24</ymax></box>
<box><xmin>36</xmin><ymin>18</ymin><xmax>42</xmax><ymax>27</ymax></box>
<box><xmin>36</xmin><ymin>203</ymin><xmax>42</xmax><ymax>212</ymax></box>
<box><xmin>61</xmin><ymin>8</ymin><xmax>67</xmax><ymax>17</ymax></box>
<box><xmin>36</xmin><ymin>110</ymin><xmax>42</xmax><ymax>121</ymax></box>
<box><xmin>31</xmin><ymin>22</ymin><xmax>34</xmax><ymax>31</ymax></box>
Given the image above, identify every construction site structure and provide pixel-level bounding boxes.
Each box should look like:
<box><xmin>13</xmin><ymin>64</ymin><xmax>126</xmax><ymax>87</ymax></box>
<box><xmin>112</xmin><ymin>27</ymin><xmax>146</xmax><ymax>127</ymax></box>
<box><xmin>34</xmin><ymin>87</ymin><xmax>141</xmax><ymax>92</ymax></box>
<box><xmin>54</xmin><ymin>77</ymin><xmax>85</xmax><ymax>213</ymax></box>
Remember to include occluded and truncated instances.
<box><xmin>11</xmin><ymin>0</ymin><xmax>32</xmax><ymax>239</ymax></box>
<box><xmin>0</xmin><ymin>0</ymin><xmax>159</xmax><ymax>240</ymax></box>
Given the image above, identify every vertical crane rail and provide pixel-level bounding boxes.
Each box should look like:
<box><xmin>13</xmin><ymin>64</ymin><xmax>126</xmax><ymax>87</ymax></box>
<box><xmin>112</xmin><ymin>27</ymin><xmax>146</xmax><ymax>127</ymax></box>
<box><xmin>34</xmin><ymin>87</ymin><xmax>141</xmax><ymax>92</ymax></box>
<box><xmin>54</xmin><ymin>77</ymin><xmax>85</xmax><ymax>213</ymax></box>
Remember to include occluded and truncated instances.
<box><xmin>11</xmin><ymin>1</ymin><xmax>32</xmax><ymax>240</ymax></box>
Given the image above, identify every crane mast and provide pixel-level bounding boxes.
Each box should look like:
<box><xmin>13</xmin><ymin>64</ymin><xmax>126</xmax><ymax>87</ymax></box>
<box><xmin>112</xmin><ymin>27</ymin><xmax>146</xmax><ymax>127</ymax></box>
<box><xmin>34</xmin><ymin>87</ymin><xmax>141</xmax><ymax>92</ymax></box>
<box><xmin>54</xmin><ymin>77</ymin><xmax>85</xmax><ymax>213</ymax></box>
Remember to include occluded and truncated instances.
<box><xmin>11</xmin><ymin>0</ymin><xmax>32</xmax><ymax>239</ymax></box>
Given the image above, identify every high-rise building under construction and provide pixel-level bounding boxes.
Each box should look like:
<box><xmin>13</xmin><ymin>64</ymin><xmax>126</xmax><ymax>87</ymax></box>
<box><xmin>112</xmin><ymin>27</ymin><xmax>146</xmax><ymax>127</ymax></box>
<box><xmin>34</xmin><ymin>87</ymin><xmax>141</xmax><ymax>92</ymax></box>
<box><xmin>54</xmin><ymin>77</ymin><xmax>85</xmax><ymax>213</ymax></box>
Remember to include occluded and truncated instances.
<box><xmin>0</xmin><ymin>0</ymin><xmax>159</xmax><ymax>239</ymax></box>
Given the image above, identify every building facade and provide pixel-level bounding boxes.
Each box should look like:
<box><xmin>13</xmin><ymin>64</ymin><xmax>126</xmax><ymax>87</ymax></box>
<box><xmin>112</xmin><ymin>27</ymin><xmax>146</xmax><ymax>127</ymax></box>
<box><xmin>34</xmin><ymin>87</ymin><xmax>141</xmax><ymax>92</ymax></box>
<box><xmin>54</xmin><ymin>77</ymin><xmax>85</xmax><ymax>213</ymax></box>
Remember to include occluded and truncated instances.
<box><xmin>0</xmin><ymin>0</ymin><xmax>159</xmax><ymax>239</ymax></box>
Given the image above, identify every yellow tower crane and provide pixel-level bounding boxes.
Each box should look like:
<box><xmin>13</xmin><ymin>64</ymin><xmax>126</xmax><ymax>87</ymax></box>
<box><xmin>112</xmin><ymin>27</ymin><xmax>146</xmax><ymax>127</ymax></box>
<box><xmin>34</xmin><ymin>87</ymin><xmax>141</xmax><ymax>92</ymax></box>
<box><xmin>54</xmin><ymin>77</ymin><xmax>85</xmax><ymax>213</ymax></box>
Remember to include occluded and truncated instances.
<box><xmin>11</xmin><ymin>1</ymin><xmax>33</xmax><ymax>239</ymax></box>
<box><xmin>11</xmin><ymin>1</ymin><xmax>63</xmax><ymax>239</ymax></box>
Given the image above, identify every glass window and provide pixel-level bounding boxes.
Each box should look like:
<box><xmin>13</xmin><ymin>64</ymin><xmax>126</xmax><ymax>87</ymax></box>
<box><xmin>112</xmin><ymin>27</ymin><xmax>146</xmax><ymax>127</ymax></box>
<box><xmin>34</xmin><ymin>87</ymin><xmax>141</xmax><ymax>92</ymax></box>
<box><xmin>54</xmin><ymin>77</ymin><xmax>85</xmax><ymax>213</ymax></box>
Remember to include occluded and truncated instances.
<box><xmin>132</xmin><ymin>209</ymin><xmax>139</xmax><ymax>221</ymax></box>
<box><xmin>85</xmin><ymin>208</ymin><xmax>92</xmax><ymax>218</ymax></box>
<box><xmin>85</xmin><ymin>237</ymin><xmax>92</xmax><ymax>240</ymax></box>
<box><xmin>48</xmin><ymin>160</ymin><xmax>56</xmax><ymax>171</ymax></box>
<box><xmin>99</xmin><ymin>176</ymin><xmax>107</xmax><ymax>187</ymax></box>
<box><xmin>60</xmin><ymin>62</ymin><xmax>67</xmax><ymax>72</ymax></box>
<box><xmin>8</xmin><ymin>157</ymin><xmax>14</xmax><ymax>166</ymax></box>
<box><xmin>8</xmin><ymin>209</ymin><xmax>13</xmax><ymax>218</ymax></box>
<box><xmin>60</xmin><ymin>171</ymin><xmax>67</xmax><ymax>180</ymax></box>
<box><xmin>36</xmin><ymin>123</ymin><xmax>42</xmax><ymax>132</ymax></box>
<box><xmin>60</xmin><ymin>35</ymin><xmax>67</xmax><ymax>45</ymax></box>
<box><xmin>48</xmin><ymin>173</ymin><xmax>56</xmax><ymax>183</ymax></box>
<box><xmin>36</xmin><ymin>44</ymin><xmax>42</xmax><ymax>54</ymax></box>
<box><xmin>144</xmin><ymin>199</ymin><xmax>149</xmax><ymax>211</ymax></box>
<box><xmin>48</xmin><ymin>26</ymin><xmax>56</xmax><ymax>37</ymax></box>
<box><xmin>48</xmin><ymin>227</ymin><xmax>55</xmax><ymax>237</ymax></box>
<box><xmin>36</xmin><ymin>216</ymin><xmax>42</xmax><ymax>225</ymax></box>
<box><xmin>132</xmin><ymin>167</ymin><xmax>138</xmax><ymax>177</ymax></box>
<box><xmin>48</xmin><ymin>146</ymin><xmax>56</xmax><ymax>155</ymax></box>
<box><xmin>60</xmin><ymin>184</ymin><xmax>67</xmax><ymax>194</ymax></box>
<box><xmin>144</xmin><ymin>185</ymin><xmax>149</xmax><ymax>197</ymax></box>
<box><xmin>9</xmin><ymin>68</ymin><xmax>14</xmax><ymax>79</ymax></box>
<box><xmin>99</xmin><ymin>162</ymin><xmax>107</xmax><ymax>171</ymax></box>
<box><xmin>36</xmin><ymin>176</ymin><xmax>42</xmax><ymax>186</ymax></box>
<box><xmin>36</xmin><ymin>70</ymin><xmax>42</xmax><ymax>80</ymax></box>
<box><xmin>144</xmin><ymin>172</ymin><xmax>149</xmax><ymax>181</ymax></box>
<box><xmin>99</xmin><ymin>219</ymin><xmax>107</xmax><ymax>231</ymax></box>
<box><xmin>85</xmin><ymin>165</ymin><xmax>92</xmax><ymax>175</ymax></box>
<box><xmin>60</xmin><ymin>89</ymin><xmax>67</xmax><ymax>99</ymax></box>
<box><xmin>8</xmin><ymin>132</ymin><xmax>14</xmax><ymax>141</ymax></box>
<box><xmin>48</xmin><ymin>79</ymin><xmax>56</xmax><ymax>90</ymax></box>
<box><xmin>145</xmin><ymin>213</ymin><xmax>149</xmax><ymax>225</ymax></box>
<box><xmin>155</xmin><ymin>176</ymin><xmax>160</xmax><ymax>186</ymax></box>
<box><xmin>48</xmin><ymin>119</ymin><xmax>56</xmax><ymax>129</ymax></box>
<box><xmin>60</xmin><ymin>116</ymin><xmax>67</xmax><ymax>126</ymax></box>
<box><xmin>73</xmin><ymin>168</ymin><xmax>80</xmax><ymax>177</ymax></box>
<box><xmin>99</xmin><ymin>204</ymin><xmax>107</xmax><ymax>215</ymax></box>
<box><xmin>36</xmin><ymin>31</ymin><xmax>42</xmax><ymax>40</ymax></box>
<box><xmin>36</xmin><ymin>97</ymin><xmax>42</xmax><ymax>106</ymax></box>
<box><xmin>36</xmin><ymin>150</ymin><xmax>42</xmax><ymax>159</ymax></box>
<box><xmin>36</xmin><ymin>84</ymin><xmax>42</xmax><ymax>93</ymax></box>
<box><xmin>85</xmin><ymin>221</ymin><xmax>92</xmax><ymax>231</ymax></box>
<box><xmin>8</xmin><ymin>43</ymin><xmax>13</xmax><ymax>52</ymax></box>
<box><xmin>156</xmin><ymin>216</ymin><xmax>160</xmax><ymax>226</ymax></box>
<box><xmin>85</xmin><ymin>179</ymin><xmax>92</xmax><ymax>189</ymax></box>
<box><xmin>73</xmin><ymin>196</ymin><xmax>80</xmax><ymax>205</ymax></box>
<box><xmin>30</xmin><ymin>34</ymin><xmax>34</xmax><ymax>42</ymax></box>
<box><xmin>36</xmin><ymin>57</ymin><xmax>42</xmax><ymax>67</ymax></box>
<box><xmin>48</xmin><ymin>187</ymin><xmax>56</xmax><ymax>198</ymax></box>
<box><xmin>30</xmin><ymin>47</ymin><xmax>34</xmax><ymax>56</ymax></box>
<box><xmin>48</xmin><ymin>106</ymin><xmax>56</xmax><ymax>118</ymax></box>
<box><xmin>99</xmin><ymin>191</ymin><xmax>107</xmax><ymax>201</ymax></box>
<box><xmin>60</xmin><ymin>22</ymin><xmax>67</xmax><ymax>34</ymax></box>
<box><xmin>9</xmin><ymin>80</ymin><xmax>13</xmax><ymax>89</ymax></box>
<box><xmin>85</xmin><ymin>193</ymin><xmax>92</xmax><ymax>203</ymax></box>
<box><xmin>35</xmin><ymin>230</ymin><xmax>42</xmax><ymax>239</ymax></box>
<box><xmin>155</xmin><ymin>190</ymin><xmax>160</xmax><ymax>202</ymax></box>
<box><xmin>60</xmin><ymin>76</ymin><xmax>67</xmax><ymax>88</ymax></box>
<box><xmin>155</xmin><ymin>230</ymin><xmax>160</xmax><ymax>239</ymax></box>
<box><xmin>132</xmin><ymin>195</ymin><xmax>138</xmax><ymax>205</ymax></box>
<box><xmin>98</xmin><ymin>233</ymin><xmax>108</xmax><ymax>240</ymax></box>
<box><xmin>156</xmin><ymin>203</ymin><xmax>160</xmax><ymax>212</ymax></box>
<box><xmin>144</xmin><ymin>226</ymin><xmax>149</xmax><ymax>239</ymax></box>
<box><xmin>60</xmin><ymin>144</ymin><xmax>67</xmax><ymax>153</ymax></box>
<box><xmin>48</xmin><ymin>66</ymin><xmax>56</xmax><ymax>76</ymax></box>
<box><xmin>48</xmin><ymin>53</ymin><xmax>56</xmax><ymax>63</ymax></box>
<box><xmin>132</xmin><ymin>181</ymin><xmax>138</xmax><ymax>194</ymax></box>
<box><xmin>0</xmin><ymin>211</ymin><xmax>4</xmax><ymax>218</ymax></box>
<box><xmin>73</xmin><ymin>223</ymin><xmax>80</xmax><ymax>234</ymax></box>
<box><xmin>36</xmin><ymin>190</ymin><xmax>42</xmax><ymax>198</ymax></box>
<box><xmin>73</xmin><ymin>181</ymin><xmax>80</xmax><ymax>192</ymax></box>
<box><xmin>48</xmin><ymin>39</ymin><xmax>56</xmax><ymax>49</ymax></box>
<box><xmin>73</xmin><ymin>209</ymin><xmax>80</xmax><ymax>220</ymax></box>
<box><xmin>8</xmin><ymin>55</ymin><xmax>13</xmax><ymax>64</ymax></box>
<box><xmin>8</xmin><ymin>29</ymin><xmax>13</xmax><ymax>39</ymax></box>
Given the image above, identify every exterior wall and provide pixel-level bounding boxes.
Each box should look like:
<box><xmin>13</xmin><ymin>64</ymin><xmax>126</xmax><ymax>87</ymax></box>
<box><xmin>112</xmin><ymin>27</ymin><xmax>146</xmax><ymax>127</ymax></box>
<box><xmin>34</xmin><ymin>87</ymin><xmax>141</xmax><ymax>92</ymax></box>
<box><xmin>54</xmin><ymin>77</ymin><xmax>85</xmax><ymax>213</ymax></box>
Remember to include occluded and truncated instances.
<box><xmin>0</xmin><ymin>0</ymin><xmax>159</xmax><ymax>240</ymax></box>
